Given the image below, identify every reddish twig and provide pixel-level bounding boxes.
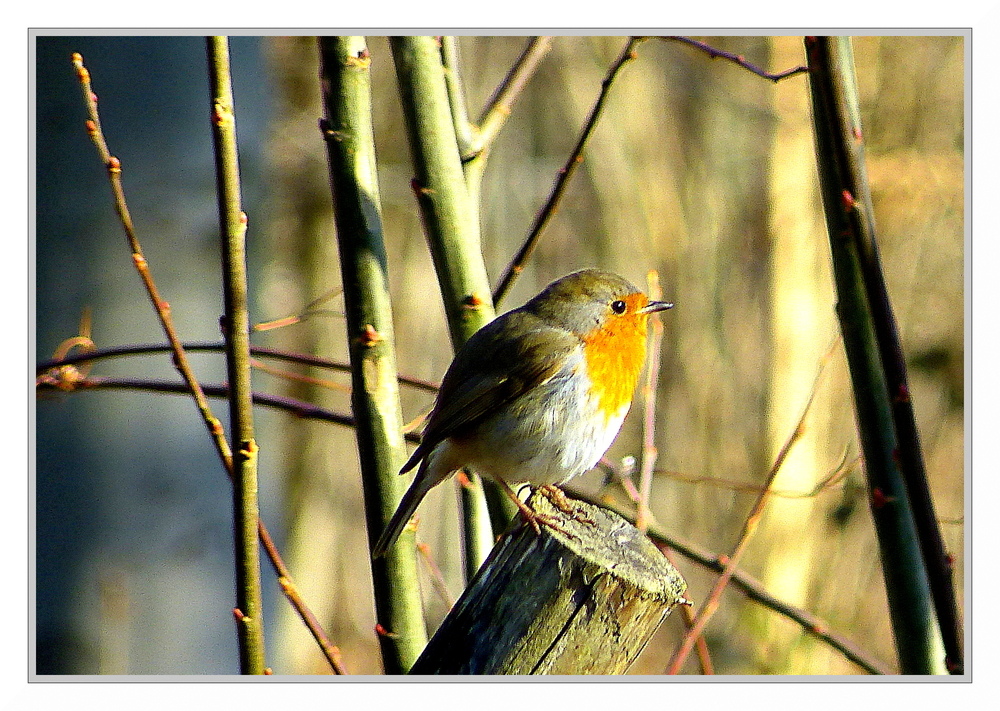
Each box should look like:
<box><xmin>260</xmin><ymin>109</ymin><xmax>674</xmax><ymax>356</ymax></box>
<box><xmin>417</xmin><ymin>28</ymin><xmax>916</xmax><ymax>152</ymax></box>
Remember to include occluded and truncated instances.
<box><xmin>36</xmin><ymin>374</ymin><xmax>423</xmax><ymax>447</ymax></box>
<box><xmin>249</xmin><ymin>357</ymin><xmax>352</xmax><ymax>394</ymax></box>
<box><xmin>659</xmin><ymin>36</ymin><xmax>808</xmax><ymax>82</ymax></box>
<box><xmin>652</xmin><ymin>451</ymin><xmax>861</xmax><ymax>499</ymax></box>
<box><xmin>416</xmin><ymin>543</ymin><xmax>457</xmax><ymax>608</ymax></box>
<box><xmin>663</xmin><ymin>355</ymin><xmax>827</xmax><ymax>674</ymax></box>
<box><xmin>72</xmin><ymin>52</ymin><xmax>234</xmax><ymax>466</ymax></box>
<box><xmin>658</xmin><ymin>531</ymin><xmax>890</xmax><ymax>674</ymax></box>
<box><xmin>663</xmin><ymin>439</ymin><xmax>795</xmax><ymax>675</ymax></box>
<box><xmin>35</xmin><ymin>341</ymin><xmax>439</xmax><ymax>393</ymax></box>
<box><xmin>35</xmin><ymin>313</ymin><xmax>96</xmax><ymax>391</ymax></box>
<box><xmin>661</xmin><ymin>545</ymin><xmax>714</xmax><ymax>674</ymax></box>
<box><xmin>252</xmin><ymin>285</ymin><xmax>343</xmax><ymax>331</ymax></box>
<box><xmin>265</xmin><ymin>525</ymin><xmax>348</xmax><ymax>674</ymax></box>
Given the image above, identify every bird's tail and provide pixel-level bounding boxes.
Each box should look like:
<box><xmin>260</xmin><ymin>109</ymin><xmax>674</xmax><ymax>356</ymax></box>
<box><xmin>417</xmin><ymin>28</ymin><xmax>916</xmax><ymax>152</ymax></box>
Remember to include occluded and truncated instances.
<box><xmin>371</xmin><ymin>467</ymin><xmax>434</xmax><ymax>559</ymax></box>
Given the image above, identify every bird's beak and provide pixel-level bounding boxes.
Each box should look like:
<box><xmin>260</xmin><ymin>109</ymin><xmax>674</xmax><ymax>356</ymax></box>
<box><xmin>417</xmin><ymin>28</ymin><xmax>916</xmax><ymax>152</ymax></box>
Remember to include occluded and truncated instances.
<box><xmin>639</xmin><ymin>300</ymin><xmax>674</xmax><ymax>314</ymax></box>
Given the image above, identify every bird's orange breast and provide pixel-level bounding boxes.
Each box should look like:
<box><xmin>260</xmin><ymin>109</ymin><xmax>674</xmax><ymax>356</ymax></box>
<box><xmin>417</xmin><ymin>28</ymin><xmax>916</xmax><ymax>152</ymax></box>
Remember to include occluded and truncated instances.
<box><xmin>580</xmin><ymin>293</ymin><xmax>650</xmax><ymax>420</ymax></box>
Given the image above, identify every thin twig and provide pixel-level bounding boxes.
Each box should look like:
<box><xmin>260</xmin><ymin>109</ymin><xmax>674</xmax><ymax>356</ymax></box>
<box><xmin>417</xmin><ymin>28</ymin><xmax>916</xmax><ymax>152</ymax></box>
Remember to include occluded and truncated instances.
<box><xmin>71</xmin><ymin>52</ymin><xmax>234</xmax><ymax>469</ymax></box>
<box><xmin>249</xmin><ymin>358</ymin><xmax>352</xmax><ymax>394</ymax></box>
<box><xmin>658</xmin><ymin>36</ymin><xmax>808</xmax><ymax>82</ymax></box>
<box><xmin>657</xmin><ymin>530</ymin><xmax>891</xmax><ymax>675</ymax></box>
<box><xmin>416</xmin><ymin>543</ymin><xmax>457</xmax><ymax>609</ymax></box>
<box><xmin>490</xmin><ymin>35</ymin><xmax>803</xmax><ymax>306</ymax></box>
<box><xmin>36</xmin><ymin>341</ymin><xmax>440</xmax><ymax>393</ymax></box>
<box><xmin>264</xmin><ymin>525</ymin><xmax>348</xmax><ymax>674</ymax></box>
<box><xmin>35</xmin><ymin>322</ymin><xmax>96</xmax><ymax>391</ymax></box>
<box><xmin>469</xmin><ymin>36</ymin><xmax>553</xmax><ymax>158</ymax></box>
<box><xmin>652</xmin><ymin>452</ymin><xmax>861</xmax><ymax>499</ymax></box>
<box><xmin>252</xmin><ymin>285</ymin><xmax>343</xmax><ymax>331</ymax></box>
<box><xmin>70</xmin><ymin>51</ymin><xmax>345</xmax><ymax>675</ymax></box>
<box><xmin>661</xmin><ymin>546</ymin><xmax>714</xmax><ymax>674</ymax></box>
<box><xmin>492</xmin><ymin>36</ymin><xmax>644</xmax><ymax>306</ymax></box>
<box><xmin>37</xmin><ymin>375</ymin><xmax>423</xmax><ymax>447</ymax></box>
<box><xmin>664</xmin><ymin>358</ymin><xmax>826</xmax><ymax>674</ymax></box>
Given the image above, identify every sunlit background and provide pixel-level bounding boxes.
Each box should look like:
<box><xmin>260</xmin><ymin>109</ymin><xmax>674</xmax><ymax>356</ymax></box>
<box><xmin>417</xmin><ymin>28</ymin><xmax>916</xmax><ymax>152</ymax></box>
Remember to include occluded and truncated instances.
<box><xmin>34</xmin><ymin>34</ymin><xmax>964</xmax><ymax>675</ymax></box>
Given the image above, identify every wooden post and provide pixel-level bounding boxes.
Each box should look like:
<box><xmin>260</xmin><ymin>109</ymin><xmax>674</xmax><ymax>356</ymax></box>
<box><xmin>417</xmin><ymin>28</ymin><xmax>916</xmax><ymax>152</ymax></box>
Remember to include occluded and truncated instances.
<box><xmin>410</xmin><ymin>491</ymin><xmax>688</xmax><ymax>674</ymax></box>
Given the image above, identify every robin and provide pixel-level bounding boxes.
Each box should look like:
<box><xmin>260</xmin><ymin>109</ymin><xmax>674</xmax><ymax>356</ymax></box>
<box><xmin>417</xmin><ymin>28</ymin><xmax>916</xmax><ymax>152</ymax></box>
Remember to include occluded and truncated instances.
<box><xmin>372</xmin><ymin>268</ymin><xmax>673</xmax><ymax>558</ymax></box>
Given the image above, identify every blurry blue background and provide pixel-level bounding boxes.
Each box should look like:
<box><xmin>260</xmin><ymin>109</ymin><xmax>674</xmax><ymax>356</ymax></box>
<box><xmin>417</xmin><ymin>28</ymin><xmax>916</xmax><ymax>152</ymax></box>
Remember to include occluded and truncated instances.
<box><xmin>35</xmin><ymin>35</ymin><xmax>275</xmax><ymax>674</ymax></box>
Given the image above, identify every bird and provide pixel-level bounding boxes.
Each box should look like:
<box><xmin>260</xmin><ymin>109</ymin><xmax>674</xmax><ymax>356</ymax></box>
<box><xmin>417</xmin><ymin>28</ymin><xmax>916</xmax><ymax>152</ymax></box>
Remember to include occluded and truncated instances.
<box><xmin>372</xmin><ymin>268</ymin><xmax>673</xmax><ymax>558</ymax></box>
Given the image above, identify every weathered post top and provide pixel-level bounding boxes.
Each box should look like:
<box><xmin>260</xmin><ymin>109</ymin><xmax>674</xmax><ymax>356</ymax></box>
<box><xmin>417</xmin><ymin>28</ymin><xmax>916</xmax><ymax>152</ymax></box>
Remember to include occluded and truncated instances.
<box><xmin>410</xmin><ymin>490</ymin><xmax>688</xmax><ymax>675</ymax></box>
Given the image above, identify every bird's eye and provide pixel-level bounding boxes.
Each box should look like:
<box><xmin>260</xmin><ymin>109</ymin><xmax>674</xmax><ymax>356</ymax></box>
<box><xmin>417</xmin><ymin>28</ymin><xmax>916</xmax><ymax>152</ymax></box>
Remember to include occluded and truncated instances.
<box><xmin>610</xmin><ymin>299</ymin><xmax>627</xmax><ymax>314</ymax></box>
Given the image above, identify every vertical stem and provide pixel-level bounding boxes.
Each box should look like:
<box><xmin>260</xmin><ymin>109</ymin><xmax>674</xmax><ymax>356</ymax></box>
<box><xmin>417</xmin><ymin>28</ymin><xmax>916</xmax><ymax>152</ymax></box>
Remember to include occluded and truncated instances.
<box><xmin>390</xmin><ymin>36</ymin><xmax>498</xmax><ymax>578</ymax></box>
<box><xmin>812</xmin><ymin>38</ymin><xmax>963</xmax><ymax>675</ymax></box>
<box><xmin>635</xmin><ymin>270</ymin><xmax>663</xmax><ymax>532</ymax></box>
<box><xmin>389</xmin><ymin>36</ymin><xmax>495</xmax><ymax>348</ymax></box>
<box><xmin>318</xmin><ymin>36</ymin><xmax>428</xmax><ymax>673</ymax></box>
<box><xmin>206</xmin><ymin>35</ymin><xmax>266</xmax><ymax>674</ymax></box>
<box><xmin>804</xmin><ymin>35</ymin><xmax>947</xmax><ymax>674</ymax></box>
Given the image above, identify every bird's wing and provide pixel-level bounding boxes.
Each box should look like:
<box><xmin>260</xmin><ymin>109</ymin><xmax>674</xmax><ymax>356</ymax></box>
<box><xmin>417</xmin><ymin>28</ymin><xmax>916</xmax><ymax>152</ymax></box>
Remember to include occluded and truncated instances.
<box><xmin>401</xmin><ymin>312</ymin><xmax>578</xmax><ymax>472</ymax></box>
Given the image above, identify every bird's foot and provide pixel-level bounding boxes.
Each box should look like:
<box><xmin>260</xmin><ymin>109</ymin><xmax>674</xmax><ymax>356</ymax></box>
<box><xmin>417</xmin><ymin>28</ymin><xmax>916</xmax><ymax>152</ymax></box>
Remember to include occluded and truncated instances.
<box><xmin>497</xmin><ymin>481</ymin><xmax>578</xmax><ymax>540</ymax></box>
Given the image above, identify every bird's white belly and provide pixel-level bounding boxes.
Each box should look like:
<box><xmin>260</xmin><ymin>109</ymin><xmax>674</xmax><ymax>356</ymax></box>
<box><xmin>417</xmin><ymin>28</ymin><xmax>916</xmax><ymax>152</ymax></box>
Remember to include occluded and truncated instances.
<box><xmin>427</xmin><ymin>350</ymin><xmax>630</xmax><ymax>486</ymax></box>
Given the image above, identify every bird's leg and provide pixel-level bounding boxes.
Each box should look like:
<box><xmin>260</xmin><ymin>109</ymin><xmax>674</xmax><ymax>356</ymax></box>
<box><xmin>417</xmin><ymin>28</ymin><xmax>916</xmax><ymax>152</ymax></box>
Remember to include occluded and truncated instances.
<box><xmin>538</xmin><ymin>484</ymin><xmax>595</xmax><ymax>525</ymax></box>
<box><xmin>495</xmin><ymin>479</ymin><xmax>577</xmax><ymax>540</ymax></box>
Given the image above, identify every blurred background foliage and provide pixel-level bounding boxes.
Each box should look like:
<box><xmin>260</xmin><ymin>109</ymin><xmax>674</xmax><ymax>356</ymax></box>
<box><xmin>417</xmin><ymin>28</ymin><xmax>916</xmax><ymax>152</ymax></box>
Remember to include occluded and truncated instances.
<box><xmin>34</xmin><ymin>34</ymin><xmax>964</xmax><ymax>675</ymax></box>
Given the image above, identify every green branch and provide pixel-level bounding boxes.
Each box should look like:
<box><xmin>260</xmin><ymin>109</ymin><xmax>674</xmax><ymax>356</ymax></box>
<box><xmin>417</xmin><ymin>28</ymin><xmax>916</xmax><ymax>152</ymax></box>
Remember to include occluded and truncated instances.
<box><xmin>318</xmin><ymin>35</ymin><xmax>427</xmax><ymax>673</ymax></box>
<box><xmin>390</xmin><ymin>36</ymin><xmax>499</xmax><ymax>579</ymax></box>
<box><xmin>804</xmin><ymin>35</ymin><xmax>948</xmax><ymax>675</ymax></box>
<box><xmin>206</xmin><ymin>35</ymin><xmax>266</xmax><ymax>675</ymax></box>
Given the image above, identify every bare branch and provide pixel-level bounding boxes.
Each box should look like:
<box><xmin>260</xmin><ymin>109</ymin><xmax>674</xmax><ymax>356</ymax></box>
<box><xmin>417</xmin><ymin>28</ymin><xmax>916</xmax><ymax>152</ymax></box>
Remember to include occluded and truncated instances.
<box><xmin>658</xmin><ymin>36</ymin><xmax>808</xmax><ymax>82</ymax></box>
